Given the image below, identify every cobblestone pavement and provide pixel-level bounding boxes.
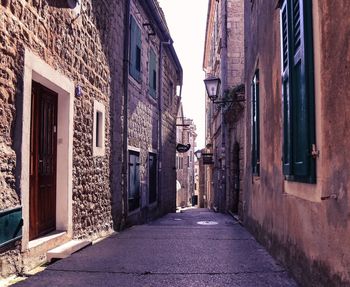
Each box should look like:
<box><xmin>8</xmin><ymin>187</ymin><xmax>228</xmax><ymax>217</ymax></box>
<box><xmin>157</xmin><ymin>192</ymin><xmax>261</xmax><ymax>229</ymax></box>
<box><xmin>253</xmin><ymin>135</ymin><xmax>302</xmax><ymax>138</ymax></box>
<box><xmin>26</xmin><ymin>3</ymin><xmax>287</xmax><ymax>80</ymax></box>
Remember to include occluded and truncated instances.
<box><xmin>14</xmin><ymin>209</ymin><xmax>298</xmax><ymax>287</ymax></box>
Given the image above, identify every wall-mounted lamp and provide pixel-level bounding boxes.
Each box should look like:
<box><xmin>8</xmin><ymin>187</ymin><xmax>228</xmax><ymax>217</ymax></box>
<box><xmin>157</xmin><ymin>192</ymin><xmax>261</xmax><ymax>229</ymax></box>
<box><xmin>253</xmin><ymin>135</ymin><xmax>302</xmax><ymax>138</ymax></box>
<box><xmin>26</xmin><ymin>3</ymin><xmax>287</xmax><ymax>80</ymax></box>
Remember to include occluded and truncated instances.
<box><xmin>204</xmin><ymin>76</ymin><xmax>245</xmax><ymax>104</ymax></box>
<box><xmin>194</xmin><ymin>150</ymin><xmax>202</xmax><ymax>159</ymax></box>
<box><xmin>204</xmin><ymin>76</ymin><xmax>221</xmax><ymax>102</ymax></box>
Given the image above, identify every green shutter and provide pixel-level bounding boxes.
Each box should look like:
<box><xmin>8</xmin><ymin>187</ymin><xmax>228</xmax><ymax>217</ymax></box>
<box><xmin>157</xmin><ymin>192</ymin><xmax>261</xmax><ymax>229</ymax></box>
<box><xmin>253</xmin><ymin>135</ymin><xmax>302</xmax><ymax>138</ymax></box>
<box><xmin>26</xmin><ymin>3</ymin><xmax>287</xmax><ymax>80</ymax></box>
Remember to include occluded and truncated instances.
<box><xmin>291</xmin><ymin>0</ymin><xmax>309</xmax><ymax>177</ymax></box>
<box><xmin>281</xmin><ymin>0</ymin><xmax>292</xmax><ymax>175</ymax></box>
<box><xmin>281</xmin><ymin>0</ymin><xmax>315</xmax><ymax>182</ymax></box>
<box><xmin>136</xmin><ymin>25</ymin><xmax>141</xmax><ymax>75</ymax></box>
<box><xmin>129</xmin><ymin>16</ymin><xmax>141</xmax><ymax>82</ymax></box>
<box><xmin>149</xmin><ymin>49</ymin><xmax>157</xmax><ymax>98</ymax></box>
<box><xmin>0</xmin><ymin>207</ymin><xmax>22</xmax><ymax>248</ymax></box>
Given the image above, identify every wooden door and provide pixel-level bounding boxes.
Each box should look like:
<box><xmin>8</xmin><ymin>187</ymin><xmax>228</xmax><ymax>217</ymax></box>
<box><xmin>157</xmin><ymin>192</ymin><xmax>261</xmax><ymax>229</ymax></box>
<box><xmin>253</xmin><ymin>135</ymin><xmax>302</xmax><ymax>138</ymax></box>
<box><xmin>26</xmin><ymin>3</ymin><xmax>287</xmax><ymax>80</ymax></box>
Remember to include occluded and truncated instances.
<box><xmin>128</xmin><ymin>152</ymin><xmax>140</xmax><ymax>212</ymax></box>
<box><xmin>30</xmin><ymin>81</ymin><xmax>58</xmax><ymax>240</ymax></box>
<box><xmin>148</xmin><ymin>153</ymin><xmax>157</xmax><ymax>204</ymax></box>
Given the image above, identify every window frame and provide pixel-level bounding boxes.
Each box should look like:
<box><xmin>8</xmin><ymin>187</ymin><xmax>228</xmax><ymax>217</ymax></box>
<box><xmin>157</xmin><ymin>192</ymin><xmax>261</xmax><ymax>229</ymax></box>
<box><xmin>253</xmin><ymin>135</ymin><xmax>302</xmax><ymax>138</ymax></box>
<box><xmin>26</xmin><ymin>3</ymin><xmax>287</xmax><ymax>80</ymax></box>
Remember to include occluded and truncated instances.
<box><xmin>93</xmin><ymin>100</ymin><xmax>105</xmax><ymax>157</ymax></box>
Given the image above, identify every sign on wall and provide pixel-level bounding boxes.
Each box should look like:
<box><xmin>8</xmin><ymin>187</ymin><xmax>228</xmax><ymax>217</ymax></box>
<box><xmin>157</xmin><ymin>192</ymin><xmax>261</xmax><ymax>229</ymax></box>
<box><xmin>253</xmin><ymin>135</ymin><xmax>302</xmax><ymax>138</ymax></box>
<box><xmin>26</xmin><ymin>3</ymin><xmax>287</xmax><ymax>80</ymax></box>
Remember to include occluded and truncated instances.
<box><xmin>176</xmin><ymin>143</ymin><xmax>191</xmax><ymax>153</ymax></box>
<box><xmin>202</xmin><ymin>153</ymin><xmax>214</xmax><ymax>165</ymax></box>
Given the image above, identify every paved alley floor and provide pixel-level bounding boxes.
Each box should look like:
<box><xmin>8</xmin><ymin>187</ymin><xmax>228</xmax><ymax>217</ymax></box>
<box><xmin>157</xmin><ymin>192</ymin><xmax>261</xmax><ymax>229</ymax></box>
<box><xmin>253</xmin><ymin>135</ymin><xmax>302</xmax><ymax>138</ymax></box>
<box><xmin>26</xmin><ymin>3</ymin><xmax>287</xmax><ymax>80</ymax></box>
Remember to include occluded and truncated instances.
<box><xmin>14</xmin><ymin>209</ymin><xmax>298</xmax><ymax>287</ymax></box>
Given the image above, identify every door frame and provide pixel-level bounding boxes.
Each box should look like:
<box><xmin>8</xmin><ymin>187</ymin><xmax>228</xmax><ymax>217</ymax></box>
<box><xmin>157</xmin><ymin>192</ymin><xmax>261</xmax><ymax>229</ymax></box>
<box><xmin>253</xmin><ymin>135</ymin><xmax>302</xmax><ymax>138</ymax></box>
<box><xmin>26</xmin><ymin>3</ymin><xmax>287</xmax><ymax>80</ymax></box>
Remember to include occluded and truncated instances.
<box><xmin>21</xmin><ymin>49</ymin><xmax>74</xmax><ymax>250</ymax></box>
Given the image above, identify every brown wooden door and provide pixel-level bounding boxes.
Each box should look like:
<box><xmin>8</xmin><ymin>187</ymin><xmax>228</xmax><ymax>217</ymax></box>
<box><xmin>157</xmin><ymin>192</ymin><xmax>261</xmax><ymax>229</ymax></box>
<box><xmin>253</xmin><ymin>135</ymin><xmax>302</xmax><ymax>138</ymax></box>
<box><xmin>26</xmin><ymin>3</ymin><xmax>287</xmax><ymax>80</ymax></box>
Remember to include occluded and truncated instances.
<box><xmin>30</xmin><ymin>81</ymin><xmax>58</xmax><ymax>240</ymax></box>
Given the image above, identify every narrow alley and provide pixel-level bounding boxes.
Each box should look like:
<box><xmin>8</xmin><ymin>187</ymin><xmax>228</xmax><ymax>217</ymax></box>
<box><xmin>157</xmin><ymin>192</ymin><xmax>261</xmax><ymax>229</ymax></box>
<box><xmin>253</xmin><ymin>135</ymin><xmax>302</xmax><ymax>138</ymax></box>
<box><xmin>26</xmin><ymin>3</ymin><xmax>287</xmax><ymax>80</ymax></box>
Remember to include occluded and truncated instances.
<box><xmin>13</xmin><ymin>209</ymin><xmax>297</xmax><ymax>287</ymax></box>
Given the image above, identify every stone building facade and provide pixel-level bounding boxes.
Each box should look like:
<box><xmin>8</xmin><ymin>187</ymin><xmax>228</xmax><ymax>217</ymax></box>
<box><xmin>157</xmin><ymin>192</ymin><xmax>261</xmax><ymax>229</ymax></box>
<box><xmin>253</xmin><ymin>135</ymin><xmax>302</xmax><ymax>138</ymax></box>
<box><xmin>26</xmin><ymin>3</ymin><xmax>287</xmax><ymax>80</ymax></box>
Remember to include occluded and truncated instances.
<box><xmin>0</xmin><ymin>0</ymin><xmax>181</xmax><ymax>278</ymax></box>
<box><xmin>244</xmin><ymin>0</ymin><xmax>350</xmax><ymax>286</ymax></box>
<box><xmin>125</xmin><ymin>0</ymin><xmax>182</xmax><ymax>225</ymax></box>
<box><xmin>176</xmin><ymin>114</ymin><xmax>197</xmax><ymax>208</ymax></box>
<box><xmin>203</xmin><ymin>0</ymin><xmax>244</xmax><ymax>213</ymax></box>
<box><xmin>0</xmin><ymin>0</ymin><xmax>123</xmax><ymax>276</ymax></box>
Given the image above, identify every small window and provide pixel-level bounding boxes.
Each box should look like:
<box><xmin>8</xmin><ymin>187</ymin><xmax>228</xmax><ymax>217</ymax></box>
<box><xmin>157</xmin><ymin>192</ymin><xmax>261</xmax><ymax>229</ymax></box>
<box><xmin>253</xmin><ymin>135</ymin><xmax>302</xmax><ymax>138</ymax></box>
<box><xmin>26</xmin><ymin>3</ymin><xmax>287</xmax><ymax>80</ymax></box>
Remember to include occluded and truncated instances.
<box><xmin>95</xmin><ymin>111</ymin><xmax>103</xmax><ymax>147</ymax></box>
<box><xmin>93</xmin><ymin>100</ymin><xmax>105</xmax><ymax>157</ymax></box>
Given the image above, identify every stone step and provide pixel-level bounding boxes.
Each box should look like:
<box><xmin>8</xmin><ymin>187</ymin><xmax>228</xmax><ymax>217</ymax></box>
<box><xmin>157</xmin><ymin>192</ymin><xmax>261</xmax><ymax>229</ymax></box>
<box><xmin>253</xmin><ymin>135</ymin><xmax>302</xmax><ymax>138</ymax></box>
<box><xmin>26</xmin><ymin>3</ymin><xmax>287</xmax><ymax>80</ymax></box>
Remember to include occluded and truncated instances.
<box><xmin>46</xmin><ymin>240</ymin><xmax>91</xmax><ymax>262</ymax></box>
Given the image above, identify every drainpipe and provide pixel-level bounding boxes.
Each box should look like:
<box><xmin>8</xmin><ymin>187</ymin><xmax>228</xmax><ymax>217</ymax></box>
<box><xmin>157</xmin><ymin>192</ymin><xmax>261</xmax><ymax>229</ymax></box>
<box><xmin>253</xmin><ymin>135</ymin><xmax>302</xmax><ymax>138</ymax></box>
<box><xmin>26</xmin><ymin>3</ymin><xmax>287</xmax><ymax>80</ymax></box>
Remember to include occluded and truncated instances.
<box><xmin>122</xmin><ymin>0</ymin><xmax>130</xmax><ymax>227</ymax></box>
<box><xmin>157</xmin><ymin>40</ymin><xmax>172</xmax><ymax>213</ymax></box>
<box><xmin>220</xmin><ymin>0</ymin><xmax>227</xmax><ymax>212</ymax></box>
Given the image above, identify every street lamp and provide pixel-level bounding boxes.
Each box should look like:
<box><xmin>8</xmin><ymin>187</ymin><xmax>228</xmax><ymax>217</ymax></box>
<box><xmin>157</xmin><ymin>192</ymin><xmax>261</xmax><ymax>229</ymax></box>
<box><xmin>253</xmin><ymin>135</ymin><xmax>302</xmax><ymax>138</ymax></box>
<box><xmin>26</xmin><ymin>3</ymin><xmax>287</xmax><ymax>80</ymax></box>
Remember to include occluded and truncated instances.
<box><xmin>204</xmin><ymin>76</ymin><xmax>221</xmax><ymax>102</ymax></box>
<box><xmin>204</xmin><ymin>76</ymin><xmax>245</xmax><ymax>104</ymax></box>
<box><xmin>194</xmin><ymin>150</ymin><xmax>202</xmax><ymax>159</ymax></box>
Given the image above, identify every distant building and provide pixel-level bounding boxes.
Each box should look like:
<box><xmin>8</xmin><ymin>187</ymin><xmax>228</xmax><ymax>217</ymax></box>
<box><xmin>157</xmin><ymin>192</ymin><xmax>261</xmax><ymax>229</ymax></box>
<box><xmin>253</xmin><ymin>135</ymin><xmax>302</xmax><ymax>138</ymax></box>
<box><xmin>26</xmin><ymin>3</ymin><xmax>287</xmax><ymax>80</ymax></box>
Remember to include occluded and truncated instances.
<box><xmin>203</xmin><ymin>0</ymin><xmax>244</xmax><ymax>213</ymax></box>
<box><xmin>176</xmin><ymin>113</ymin><xmax>197</xmax><ymax>208</ymax></box>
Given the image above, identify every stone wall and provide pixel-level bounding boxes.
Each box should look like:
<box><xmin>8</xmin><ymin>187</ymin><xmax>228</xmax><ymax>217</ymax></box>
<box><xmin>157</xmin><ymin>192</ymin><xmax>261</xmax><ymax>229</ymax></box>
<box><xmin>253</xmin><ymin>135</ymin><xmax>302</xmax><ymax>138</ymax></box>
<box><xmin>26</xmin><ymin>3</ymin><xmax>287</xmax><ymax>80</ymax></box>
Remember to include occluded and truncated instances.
<box><xmin>224</xmin><ymin>0</ymin><xmax>245</xmax><ymax>216</ymax></box>
<box><xmin>227</xmin><ymin>0</ymin><xmax>244</xmax><ymax>86</ymax></box>
<box><xmin>159</xmin><ymin>55</ymin><xmax>178</xmax><ymax>213</ymax></box>
<box><xmin>0</xmin><ymin>0</ymin><xmax>124</xmax><ymax>277</ymax></box>
<box><xmin>126</xmin><ymin>0</ymin><xmax>180</xmax><ymax>223</ymax></box>
<box><xmin>243</xmin><ymin>1</ymin><xmax>350</xmax><ymax>286</ymax></box>
<box><xmin>203</xmin><ymin>0</ymin><xmax>245</xmax><ymax>213</ymax></box>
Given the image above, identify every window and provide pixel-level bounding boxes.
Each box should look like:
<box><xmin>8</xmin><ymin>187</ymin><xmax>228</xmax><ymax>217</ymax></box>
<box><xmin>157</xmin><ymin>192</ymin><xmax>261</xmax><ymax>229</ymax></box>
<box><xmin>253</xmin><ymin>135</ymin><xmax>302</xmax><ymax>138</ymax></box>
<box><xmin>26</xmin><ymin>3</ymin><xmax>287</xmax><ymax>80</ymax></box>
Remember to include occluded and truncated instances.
<box><xmin>149</xmin><ymin>153</ymin><xmax>157</xmax><ymax>204</ymax></box>
<box><xmin>280</xmin><ymin>0</ymin><xmax>315</xmax><ymax>183</ymax></box>
<box><xmin>130</xmin><ymin>15</ymin><xmax>141</xmax><ymax>82</ymax></box>
<box><xmin>149</xmin><ymin>48</ymin><xmax>157</xmax><ymax>98</ymax></box>
<box><xmin>251</xmin><ymin>70</ymin><xmax>260</xmax><ymax>175</ymax></box>
<box><xmin>93</xmin><ymin>100</ymin><xmax>105</xmax><ymax>157</ymax></box>
<box><xmin>128</xmin><ymin>151</ymin><xmax>140</xmax><ymax>212</ymax></box>
<box><xmin>95</xmin><ymin>111</ymin><xmax>102</xmax><ymax>147</ymax></box>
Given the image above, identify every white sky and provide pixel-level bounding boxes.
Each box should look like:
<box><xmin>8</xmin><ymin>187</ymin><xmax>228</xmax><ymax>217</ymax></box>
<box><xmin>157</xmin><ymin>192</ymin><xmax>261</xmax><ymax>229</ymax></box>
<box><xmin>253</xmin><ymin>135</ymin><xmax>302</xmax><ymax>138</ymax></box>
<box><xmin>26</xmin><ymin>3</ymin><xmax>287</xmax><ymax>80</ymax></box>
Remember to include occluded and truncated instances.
<box><xmin>158</xmin><ymin>0</ymin><xmax>208</xmax><ymax>149</ymax></box>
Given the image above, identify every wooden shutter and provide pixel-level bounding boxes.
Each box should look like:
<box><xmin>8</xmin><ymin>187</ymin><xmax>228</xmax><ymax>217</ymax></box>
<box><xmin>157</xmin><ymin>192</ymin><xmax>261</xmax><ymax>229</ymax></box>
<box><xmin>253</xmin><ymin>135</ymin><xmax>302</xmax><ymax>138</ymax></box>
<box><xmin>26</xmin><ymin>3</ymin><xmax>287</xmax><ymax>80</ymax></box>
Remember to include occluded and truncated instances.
<box><xmin>251</xmin><ymin>70</ymin><xmax>260</xmax><ymax>175</ymax></box>
<box><xmin>291</xmin><ymin>0</ymin><xmax>309</xmax><ymax>177</ymax></box>
<box><xmin>136</xmin><ymin>24</ymin><xmax>141</xmax><ymax>74</ymax></box>
<box><xmin>281</xmin><ymin>0</ymin><xmax>315</xmax><ymax>182</ymax></box>
<box><xmin>128</xmin><ymin>152</ymin><xmax>140</xmax><ymax>212</ymax></box>
<box><xmin>149</xmin><ymin>49</ymin><xmax>157</xmax><ymax>98</ymax></box>
<box><xmin>281</xmin><ymin>0</ymin><xmax>292</xmax><ymax>175</ymax></box>
<box><xmin>129</xmin><ymin>16</ymin><xmax>141</xmax><ymax>81</ymax></box>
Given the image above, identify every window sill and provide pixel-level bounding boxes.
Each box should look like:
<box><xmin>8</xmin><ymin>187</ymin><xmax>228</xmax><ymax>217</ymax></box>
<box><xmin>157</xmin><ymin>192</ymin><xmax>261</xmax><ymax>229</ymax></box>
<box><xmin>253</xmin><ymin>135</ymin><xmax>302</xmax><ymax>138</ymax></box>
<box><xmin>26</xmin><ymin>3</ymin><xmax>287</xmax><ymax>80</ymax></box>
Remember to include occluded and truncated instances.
<box><xmin>127</xmin><ymin>208</ymin><xmax>141</xmax><ymax>217</ymax></box>
<box><xmin>128</xmin><ymin>75</ymin><xmax>142</xmax><ymax>88</ymax></box>
<box><xmin>148</xmin><ymin>201</ymin><xmax>157</xmax><ymax>209</ymax></box>
<box><xmin>147</xmin><ymin>92</ymin><xmax>158</xmax><ymax>105</ymax></box>
<box><xmin>283</xmin><ymin>180</ymin><xmax>322</xmax><ymax>203</ymax></box>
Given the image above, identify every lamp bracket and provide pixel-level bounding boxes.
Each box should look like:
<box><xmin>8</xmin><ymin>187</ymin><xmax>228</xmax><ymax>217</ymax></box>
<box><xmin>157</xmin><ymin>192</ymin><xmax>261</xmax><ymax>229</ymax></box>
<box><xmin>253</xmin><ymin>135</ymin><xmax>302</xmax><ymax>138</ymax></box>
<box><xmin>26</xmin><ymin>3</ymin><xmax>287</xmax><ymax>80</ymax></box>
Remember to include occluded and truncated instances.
<box><xmin>211</xmin><ymin>98</ymin><xmax>246</xmax><ymax>104</ymax></box>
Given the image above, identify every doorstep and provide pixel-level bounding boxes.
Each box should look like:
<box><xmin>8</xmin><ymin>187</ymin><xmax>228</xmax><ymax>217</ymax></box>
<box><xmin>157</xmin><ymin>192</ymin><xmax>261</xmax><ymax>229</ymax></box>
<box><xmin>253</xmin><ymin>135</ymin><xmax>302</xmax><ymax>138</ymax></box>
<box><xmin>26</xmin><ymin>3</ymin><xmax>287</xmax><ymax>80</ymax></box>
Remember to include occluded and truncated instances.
<box><xmin>46</xmin><ymin>239</ymin><xmax>91</xmax><ymax>262</ymax></box>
